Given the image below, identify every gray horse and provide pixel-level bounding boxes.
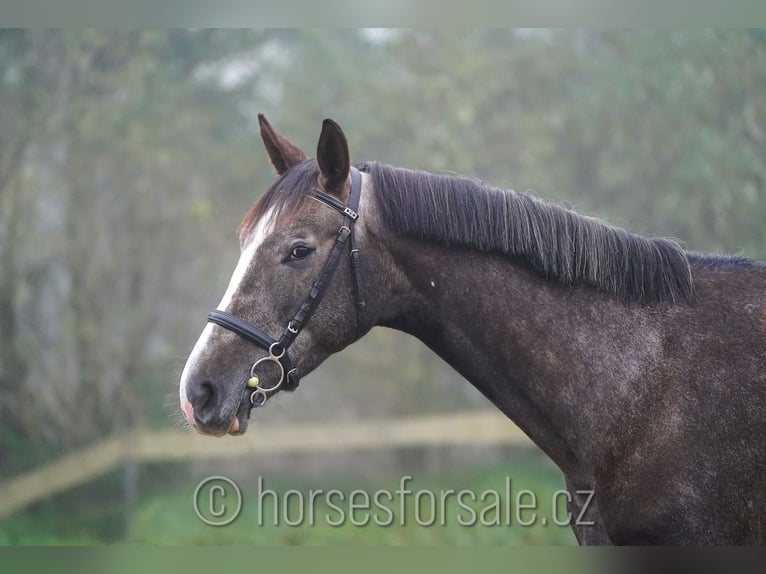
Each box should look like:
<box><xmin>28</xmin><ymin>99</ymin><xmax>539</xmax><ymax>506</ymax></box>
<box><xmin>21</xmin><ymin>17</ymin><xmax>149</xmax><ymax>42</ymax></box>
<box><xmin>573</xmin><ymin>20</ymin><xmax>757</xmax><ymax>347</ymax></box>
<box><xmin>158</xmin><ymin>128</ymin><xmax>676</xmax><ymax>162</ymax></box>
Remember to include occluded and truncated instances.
<box><xmin>180</xmin><ymin>116</ymin><xmax>766</xmax><ymax>544</ymax></box>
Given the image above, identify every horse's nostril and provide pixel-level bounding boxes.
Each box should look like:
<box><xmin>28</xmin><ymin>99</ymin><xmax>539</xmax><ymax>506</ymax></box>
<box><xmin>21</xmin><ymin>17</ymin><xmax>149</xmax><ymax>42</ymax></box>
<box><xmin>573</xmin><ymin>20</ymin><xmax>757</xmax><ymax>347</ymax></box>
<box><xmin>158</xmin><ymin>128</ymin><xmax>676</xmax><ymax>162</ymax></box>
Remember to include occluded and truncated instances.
<box><xmin>188</xmin><ymin>379</ymin><xmax>215</xmax><ymax>411</ymax></box>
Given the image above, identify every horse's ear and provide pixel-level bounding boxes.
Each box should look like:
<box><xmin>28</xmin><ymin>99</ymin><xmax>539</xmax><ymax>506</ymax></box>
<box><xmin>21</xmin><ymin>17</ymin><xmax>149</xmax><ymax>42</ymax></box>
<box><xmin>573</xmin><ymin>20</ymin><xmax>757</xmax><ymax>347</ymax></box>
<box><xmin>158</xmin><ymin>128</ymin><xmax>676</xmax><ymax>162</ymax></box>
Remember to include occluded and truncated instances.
<box><xmin>258</xmin><ymin>114</ymin><xmax>308</xmax><ymax>175</ymax></box>
<box><xmin>316</xmin><ymin>118</ymin><xmax>350</xmax><ymax>199</ymax></box>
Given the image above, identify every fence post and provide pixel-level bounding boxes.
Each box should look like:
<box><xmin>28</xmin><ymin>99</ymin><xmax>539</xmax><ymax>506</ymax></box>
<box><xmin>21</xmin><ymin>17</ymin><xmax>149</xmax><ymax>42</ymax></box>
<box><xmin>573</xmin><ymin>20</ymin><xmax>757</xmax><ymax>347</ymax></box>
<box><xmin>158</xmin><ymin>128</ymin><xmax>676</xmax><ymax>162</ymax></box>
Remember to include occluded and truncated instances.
<box><xmin>122</xmin><ymin>457</ymin><xmax>139</xmax><ymax>540</ymax></box>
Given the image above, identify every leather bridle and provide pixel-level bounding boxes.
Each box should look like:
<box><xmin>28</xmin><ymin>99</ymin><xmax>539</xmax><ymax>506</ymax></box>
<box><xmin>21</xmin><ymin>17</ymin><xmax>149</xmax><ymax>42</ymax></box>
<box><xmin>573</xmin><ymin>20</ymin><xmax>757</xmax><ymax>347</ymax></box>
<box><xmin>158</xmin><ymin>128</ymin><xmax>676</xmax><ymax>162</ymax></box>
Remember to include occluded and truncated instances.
<box><xmin>207</xmin><ymin>167</ymin><xmax>365</xmax><ymax>408</ymax></box>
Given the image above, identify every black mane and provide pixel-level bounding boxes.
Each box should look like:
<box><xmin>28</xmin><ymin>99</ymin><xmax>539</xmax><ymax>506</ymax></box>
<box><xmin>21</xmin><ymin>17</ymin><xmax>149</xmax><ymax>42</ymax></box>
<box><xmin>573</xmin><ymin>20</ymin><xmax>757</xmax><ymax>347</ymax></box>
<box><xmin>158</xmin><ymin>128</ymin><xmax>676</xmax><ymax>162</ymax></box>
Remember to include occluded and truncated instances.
<box><xmin>243</xmin><ymin>159</ymin><xmax>755</xmax><ymax>304</ymax></box>
<box><xmin>363</xmin><ymin>161</ymin><xmax>701</xmax><ymax>303</ymax></box>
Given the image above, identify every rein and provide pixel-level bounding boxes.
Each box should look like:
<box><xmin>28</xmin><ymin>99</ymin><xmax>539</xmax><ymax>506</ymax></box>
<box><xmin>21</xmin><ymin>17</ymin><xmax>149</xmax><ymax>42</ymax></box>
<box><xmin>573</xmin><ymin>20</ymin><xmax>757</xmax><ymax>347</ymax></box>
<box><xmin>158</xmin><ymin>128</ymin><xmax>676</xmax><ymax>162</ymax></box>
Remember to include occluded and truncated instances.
<box><xmin>207</xmin><ymin>167</ymin><xmax>364</xmax><ymax>408</ymax></box>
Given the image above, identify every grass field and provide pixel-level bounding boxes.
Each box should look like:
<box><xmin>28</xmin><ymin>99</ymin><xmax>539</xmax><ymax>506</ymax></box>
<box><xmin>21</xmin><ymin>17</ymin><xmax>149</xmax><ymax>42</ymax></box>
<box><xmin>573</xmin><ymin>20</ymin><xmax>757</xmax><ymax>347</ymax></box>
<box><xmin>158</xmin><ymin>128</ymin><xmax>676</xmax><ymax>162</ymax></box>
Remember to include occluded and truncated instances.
<box><xmin>1</xmin><ymin>449</ymin><xmax>576</xmax><ymax>545</ymax></box>
<box><xmin>131</xmin><ymin>450</ymin><xmax>576</xmax><ymax>545</ymax></box>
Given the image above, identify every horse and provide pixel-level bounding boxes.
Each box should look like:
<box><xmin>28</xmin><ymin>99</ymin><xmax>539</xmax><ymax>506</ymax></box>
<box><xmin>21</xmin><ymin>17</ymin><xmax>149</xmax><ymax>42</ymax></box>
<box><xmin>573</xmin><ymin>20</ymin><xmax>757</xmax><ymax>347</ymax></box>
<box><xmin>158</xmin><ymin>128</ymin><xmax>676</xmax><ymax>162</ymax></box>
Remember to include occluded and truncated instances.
<box><xmin>179</xmin><ymin>115</ymin><xmax>766</xmax><ymax>545</ymax></box>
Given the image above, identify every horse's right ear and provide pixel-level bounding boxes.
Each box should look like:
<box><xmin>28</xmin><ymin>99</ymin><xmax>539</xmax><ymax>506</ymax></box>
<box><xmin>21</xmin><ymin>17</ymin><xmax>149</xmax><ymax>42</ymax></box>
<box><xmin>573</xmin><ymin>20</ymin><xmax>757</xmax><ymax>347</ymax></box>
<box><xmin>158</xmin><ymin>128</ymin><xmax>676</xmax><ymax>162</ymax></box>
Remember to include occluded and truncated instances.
<box><xmin>258</xmin><ymin>114</ymin><xmax>308</xmax><ymax>175</ymax></box>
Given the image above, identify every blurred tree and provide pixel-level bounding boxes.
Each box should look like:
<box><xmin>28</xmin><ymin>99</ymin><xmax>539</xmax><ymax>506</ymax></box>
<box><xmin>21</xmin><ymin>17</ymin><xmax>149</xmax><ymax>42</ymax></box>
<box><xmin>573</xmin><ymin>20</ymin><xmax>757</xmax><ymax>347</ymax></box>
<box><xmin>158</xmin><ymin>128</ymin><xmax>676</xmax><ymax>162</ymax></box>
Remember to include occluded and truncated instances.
<box><xmin>0</xmin><ymin>30</ymin><xmax>59</xmax><ymax>462</ymax></box>
<box><xmin>538</xmin><ymin>30</ymin><xmax>766</xmax><ymax>257</ymax></box>
<box><xmin>0</xmin><ymin>30</ymin><xmax>281</xmax><ymax>468</ymax></box>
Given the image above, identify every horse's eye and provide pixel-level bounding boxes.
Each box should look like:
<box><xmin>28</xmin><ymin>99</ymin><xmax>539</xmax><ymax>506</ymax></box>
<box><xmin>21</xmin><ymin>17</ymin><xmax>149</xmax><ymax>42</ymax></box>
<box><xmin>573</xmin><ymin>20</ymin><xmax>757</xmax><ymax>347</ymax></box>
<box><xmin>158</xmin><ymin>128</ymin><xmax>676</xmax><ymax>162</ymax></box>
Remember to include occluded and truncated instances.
<box><xmin>289</xmin><ymin>245</ymin><xmax>313</xmax><ymax>261</ymax></box>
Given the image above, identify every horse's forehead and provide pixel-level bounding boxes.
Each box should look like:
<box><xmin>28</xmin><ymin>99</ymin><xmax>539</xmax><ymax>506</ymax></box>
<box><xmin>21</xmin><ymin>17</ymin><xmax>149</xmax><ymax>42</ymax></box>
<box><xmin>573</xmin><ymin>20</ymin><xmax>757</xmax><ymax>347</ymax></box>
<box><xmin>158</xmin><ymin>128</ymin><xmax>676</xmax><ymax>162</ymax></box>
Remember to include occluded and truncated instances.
<box><xmin>241</xmin><ymin>205</ymin><xmax>278</xmax><ymax>248</ymax></box>
<box><xmin>243</xmin><ymin>199</ymin><xmax>327</xmax><ymax>247</ymax></box>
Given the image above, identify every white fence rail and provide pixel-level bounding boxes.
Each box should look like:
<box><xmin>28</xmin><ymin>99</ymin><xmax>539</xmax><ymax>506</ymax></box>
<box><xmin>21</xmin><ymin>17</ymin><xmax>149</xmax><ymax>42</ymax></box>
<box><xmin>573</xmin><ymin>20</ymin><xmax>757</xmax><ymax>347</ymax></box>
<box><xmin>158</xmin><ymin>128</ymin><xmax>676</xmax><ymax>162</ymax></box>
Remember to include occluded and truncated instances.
<box><xmin>0</xmin><ymin>410</ymin><xmax>531</xmax><ymax>518</ymax></box>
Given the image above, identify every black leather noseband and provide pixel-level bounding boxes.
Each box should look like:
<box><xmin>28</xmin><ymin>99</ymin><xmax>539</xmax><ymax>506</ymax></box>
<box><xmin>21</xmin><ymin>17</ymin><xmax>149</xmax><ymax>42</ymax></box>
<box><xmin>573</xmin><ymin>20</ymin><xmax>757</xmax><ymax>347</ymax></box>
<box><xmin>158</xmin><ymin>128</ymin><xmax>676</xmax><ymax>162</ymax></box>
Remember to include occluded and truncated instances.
<box><xmin>207</xmin><ymin>167</ymin><xmax>364</xmax><ymax>407</ymax></box>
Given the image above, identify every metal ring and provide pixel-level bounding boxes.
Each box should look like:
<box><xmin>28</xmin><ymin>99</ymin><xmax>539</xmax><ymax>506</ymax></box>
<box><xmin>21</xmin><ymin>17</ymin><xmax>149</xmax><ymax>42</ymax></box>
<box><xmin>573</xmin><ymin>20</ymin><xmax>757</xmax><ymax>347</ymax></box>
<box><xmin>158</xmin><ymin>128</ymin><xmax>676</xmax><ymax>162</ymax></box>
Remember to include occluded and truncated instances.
<box><xmin>268</xmin><ymin>342</ymin><xmax>285</xmax><ymax>359</ymax></box>
<box><xmin>250</xmin><ymin>389</ymin><xmax>269</xmax><ymax>407</ymax></box>
<box><xmin>249</xmin><ymin>355</ymin><xmax>285</xmax><ymax>393</ymax></box>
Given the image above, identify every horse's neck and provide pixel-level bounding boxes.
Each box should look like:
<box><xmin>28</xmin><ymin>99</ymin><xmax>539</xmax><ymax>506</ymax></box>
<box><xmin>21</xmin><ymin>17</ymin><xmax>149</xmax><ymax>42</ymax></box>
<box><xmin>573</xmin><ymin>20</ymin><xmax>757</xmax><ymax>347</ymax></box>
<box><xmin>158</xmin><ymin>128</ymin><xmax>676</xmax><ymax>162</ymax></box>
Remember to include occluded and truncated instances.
<box><xmin>377</xmin><ymin>236</ymin><xmax>660</xmax><ymax>477</ymax></box>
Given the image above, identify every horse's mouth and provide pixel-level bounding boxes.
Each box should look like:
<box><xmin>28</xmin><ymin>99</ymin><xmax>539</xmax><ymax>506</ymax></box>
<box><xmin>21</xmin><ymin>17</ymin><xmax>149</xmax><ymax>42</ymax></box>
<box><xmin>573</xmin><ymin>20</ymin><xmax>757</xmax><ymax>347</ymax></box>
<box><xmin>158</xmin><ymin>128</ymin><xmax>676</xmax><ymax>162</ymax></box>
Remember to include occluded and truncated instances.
<box><xmin>191</xmin><ymin>393</ymin><xmax>251</xmax><ymax>437</ymax></box>
<box><xmin>227</xmin><ymin>414</ymin><xmax>249</xmax><ymax>435</ymax></box>
<box><xmin>226</xmin><ymin>388</ymin><xmax>260</xmax><ymax>435</ymax></box>
<box><xmin>227</xmin><ymin>415</ymin><xmax>241</xmax><ymax>434</ymax></box>
<box><xmin>224</xmin><ymin>374</ymin><xmax>300</xmax><ymax>436</ymax></box>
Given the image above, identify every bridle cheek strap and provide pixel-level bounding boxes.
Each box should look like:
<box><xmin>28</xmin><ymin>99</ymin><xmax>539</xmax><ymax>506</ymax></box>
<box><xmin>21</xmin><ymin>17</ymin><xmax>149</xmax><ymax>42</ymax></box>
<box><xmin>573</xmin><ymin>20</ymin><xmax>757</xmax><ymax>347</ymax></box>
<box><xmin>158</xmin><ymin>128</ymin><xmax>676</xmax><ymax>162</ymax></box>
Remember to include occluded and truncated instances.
<box><xmin>206</xmin><ymin>166</ymin><xmax>364</xmax><ymax>407</ymax></box>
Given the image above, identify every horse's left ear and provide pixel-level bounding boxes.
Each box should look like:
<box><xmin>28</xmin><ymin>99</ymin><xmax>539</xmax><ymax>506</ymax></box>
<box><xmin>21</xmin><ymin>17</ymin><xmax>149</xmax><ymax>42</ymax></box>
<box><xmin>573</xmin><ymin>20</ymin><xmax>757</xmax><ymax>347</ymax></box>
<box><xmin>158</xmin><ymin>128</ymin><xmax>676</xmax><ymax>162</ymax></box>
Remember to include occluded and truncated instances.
<box><xmin>316</xmin><ymin>118</ymin><xmax>350</xmax><ymax>199</ymax></box>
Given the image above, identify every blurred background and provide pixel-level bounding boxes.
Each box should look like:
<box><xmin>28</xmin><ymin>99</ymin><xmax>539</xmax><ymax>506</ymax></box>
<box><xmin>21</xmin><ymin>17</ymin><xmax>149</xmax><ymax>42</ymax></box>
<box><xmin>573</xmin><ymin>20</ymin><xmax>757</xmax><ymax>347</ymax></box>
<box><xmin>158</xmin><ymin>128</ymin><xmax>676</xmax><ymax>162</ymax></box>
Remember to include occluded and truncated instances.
<box><xmin>0</xmin><ymin>29</ymin><xmax>764</xmax><ymax>545</ymax></box>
